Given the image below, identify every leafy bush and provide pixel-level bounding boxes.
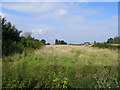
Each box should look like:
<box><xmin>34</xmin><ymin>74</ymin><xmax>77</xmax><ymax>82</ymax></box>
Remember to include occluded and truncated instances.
<box><xmin>92</xmin><ymin>43</ymin><xmax>120</xmax><ymax>50</ymax></box>
<box><xmin>20</xmin><ymin>37</ymin><xmax>44</xmax><ymax>49</ymax></box>
<box><xmin>107</xmin><ymin>36</ymin><xmax>120</xmax><ymax>44</ymax></box>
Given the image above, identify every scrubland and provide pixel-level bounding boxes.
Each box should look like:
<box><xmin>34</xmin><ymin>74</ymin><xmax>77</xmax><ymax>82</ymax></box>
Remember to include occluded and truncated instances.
<box><xmin>2</xmin><ymin>45</ymin><xmax>119</xmax><ymax>88</ymax></box>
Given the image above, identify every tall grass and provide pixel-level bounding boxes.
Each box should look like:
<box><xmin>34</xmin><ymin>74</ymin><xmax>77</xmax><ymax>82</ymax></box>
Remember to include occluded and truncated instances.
<box><xmin>3</xmin><ymin>45</ymin><xmax>119</xmax><ymax>88</ymax></box>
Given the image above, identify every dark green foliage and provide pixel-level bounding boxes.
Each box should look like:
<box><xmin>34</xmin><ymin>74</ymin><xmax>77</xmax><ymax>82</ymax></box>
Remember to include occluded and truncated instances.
<box><xmin>114</xmin><ymin>36</ymin><xmax>120</xmax><ymax>44</ymax></box>
<box><xmin>60</xmin><ymin>40</ymin><xmax>67</xmax><ymax>45</ymax></box>
<box><xmin>107</xmin><ymin>38</ymin><xmax>114</xmax><ymax>43</ymax></box>
<box><xmin>2</xmin><ymin>18</ymin><xmax>21</xmax><ymax>42</ymax></box>
<box><xmin>92</xmin><ymin>36</ymin><xmax>120</xmax><ymax>50</ymax></box>
<box><xmin>55</xmin><ymin>39</ymin><xmax>67</xmax><ymax>45</ymax></box>
<box><xmin>92</xmin><ymin>43</ymin><xmax>120</xmax><ymax>50</ymax></box>
<box><xmin>55</xmin><ymin>39</ymin><xmax>58</xmax><ymax>45</ymax></box>
<box><xmin>94</xmin><ymin>41</ymin><xmax>96</xmax><ymax>44</ymax></box>
<box><xmin>107</xmin><ymin>36</ymin><xmax>120</xmax><ymax>44</ymax></box>
<box><xmin>21</xmin><ymin>37</ymin><xmax>44</xmax><ymax>49</ymax></box>
<box><xmin>3</xmin><ymin>40</ymin><xmax>24</xmax><ymax>56</ymax></box>
<box><xmin>84</xmin><ymin>42</ymin><xmax>91</xmax><ymax>45</ymax></box>
<box><xmin>68</xmin><ymin>44</ymin><xmax>81</xmax><ymax>46</ymax></box>
<box><xmin>2</xmin><ymin>18</ymin><xmax>22</xmax><ymax>56</ymax></box>
<box><xmin>40</xmin><ymin>39</ymin><xmax>46</xmax><ymax>45</ymax></box>
<box><xmin>2</xmin><ymin>17</ymin><xmax>44</xmax><ymax>56</ymax></box>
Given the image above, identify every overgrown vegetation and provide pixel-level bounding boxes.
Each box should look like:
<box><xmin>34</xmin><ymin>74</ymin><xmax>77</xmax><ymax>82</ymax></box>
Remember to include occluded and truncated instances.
<box><xmin>92</xmin><ymin>43</ymin><xmax>120</xmax><ymax>50</ymax></box>
<box><xmin>2</xmin><ymin>45</ymin><xmax>119</xmax><ymax>88</ymax></box>
<box><xmin>1</xmin><ymin>17</ymin><xmax>44</xmax><ymax>56</ymax></box>
<box><xmin>107</xmin><ymin>37</ymin><xmax>120</xmax><ymax>44</ymax></box>
<box><xmin>92</xmin><ymin>36</ymin><xmax>120</xmax><ymax>50</ymax></box>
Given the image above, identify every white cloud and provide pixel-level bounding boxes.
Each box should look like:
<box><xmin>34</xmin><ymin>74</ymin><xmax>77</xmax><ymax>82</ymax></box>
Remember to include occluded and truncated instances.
<box><xmin>58</xmin><ymin>9</ymin><xmax>68</xmax><ymax>16</ymax></box>
<box><xmin>31</xmin><ymin>25</ymin><xmax>52</xmax><ymax>35</ymax></box>
<box><xmin>3</xmin><ymin>2</ymin><xmax>57</xmax><ymax>14</ymax></box>
<box><xmin>2</xmin><ymin>2</ymin><xmax>101</xmax><ymax>16</ymax></box>
<box><xmin>32</xmin><ymin>29</ymin><xmax>44</xmax><ymax>35</ymax></box>
<box><xmin>2</xmin><ymin>2</ymin><xmax>117</xmax><ymax>44</ymax></box>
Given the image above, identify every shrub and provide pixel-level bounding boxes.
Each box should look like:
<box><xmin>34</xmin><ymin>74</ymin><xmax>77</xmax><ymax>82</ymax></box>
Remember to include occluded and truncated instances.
<box><xmin>92</xmin><ymin>43</ymin><xmax>120</xmax><ymax>50</ymax></box>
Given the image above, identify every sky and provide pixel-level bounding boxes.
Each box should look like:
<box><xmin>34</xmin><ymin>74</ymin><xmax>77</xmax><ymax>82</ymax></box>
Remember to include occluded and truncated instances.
<box><xmin>1</xmin><ymin>2</ymin><xmax>118</xmax><ymax>44</ymax></box>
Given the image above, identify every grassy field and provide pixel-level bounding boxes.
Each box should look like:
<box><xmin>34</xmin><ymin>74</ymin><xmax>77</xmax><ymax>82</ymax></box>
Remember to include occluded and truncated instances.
<box><xmin>2</xmin><ymin>45</ymin><xmax>119</xmax><ymax>88</ymax></box>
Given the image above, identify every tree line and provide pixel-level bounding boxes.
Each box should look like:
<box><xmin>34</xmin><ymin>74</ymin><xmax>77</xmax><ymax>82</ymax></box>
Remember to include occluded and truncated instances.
<box><xmin>107</xmin><ymin>37</ymin><xmax>120</xmax><ymax>44</ymax></box>
<box><xmin>92</xmin><ymin>37</ymin><xmax>120</xmax><ymax>50</ymax></box>
<box><xmin>55</xmin><ymin>39</ymin><xmax>67</xmax><ymax>45</ymax></box>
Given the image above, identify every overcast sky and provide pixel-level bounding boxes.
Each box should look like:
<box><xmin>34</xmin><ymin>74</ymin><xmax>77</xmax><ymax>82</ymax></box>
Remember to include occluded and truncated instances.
<box><xmin>1</xmin><ymin>2</ymin><xmax>118</xmax><ymax>44</ymax></box>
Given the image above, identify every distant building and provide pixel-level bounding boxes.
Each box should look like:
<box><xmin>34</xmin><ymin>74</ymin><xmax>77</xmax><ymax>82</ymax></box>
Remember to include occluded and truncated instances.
<box><xmin>84</xmin><ymin>42</ymin><xmax>91</xmax><ymax>45</ymax></box>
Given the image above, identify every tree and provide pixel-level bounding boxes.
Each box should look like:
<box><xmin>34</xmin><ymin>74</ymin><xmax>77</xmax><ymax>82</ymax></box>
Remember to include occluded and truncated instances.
<box><xmin>2</xmin><ymin>17</ymin><xmax>23</xmax><ymax>56</ymax></box>
<box><xmin>41</xmin><ymin>39</ymin><xmax>46</xmax><ymax>45</ymax></box>
<box><xmin>55</xmin><ymin>39</ymin><xmax>58</xmax><ymax>45</ymax></box>
<box><xmin>55</xmin><ymin>39</ymin><xmax>67</xmax><ymax>45</ymax></box>
<box><xmin>60</xmin><ymin>40</ymin><xmax>67</xmax><ymax>45</ymax></box>
<box><xmin>114</xmin><ymin>36</ymin><xmax>120</xmax><ymax>44</ymax></box>
<box><xmin>94</xmin><ymin>41</ymin><xmax>96</xmax><ymax>44</ymax></box>
<box><xmin>2</xmin><ymin>18</ymin><xmax>22</xmax><ymax>42</ymax></box>
<box><xmin>107</xmin><ymin>37</ymin><xmax>120</xmax><ymax>44</ymax></box>
<box><xmin>107</xmin><ymin>38</ymin><xmax>114</xmax><ymax>43</ymax></box>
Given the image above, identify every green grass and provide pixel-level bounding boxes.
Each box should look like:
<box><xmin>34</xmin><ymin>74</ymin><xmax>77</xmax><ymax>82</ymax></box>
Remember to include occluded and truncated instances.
<box><xmin>2</xmin><ymin>45</ymin><xmax>119</xmax><ymax>88</ymax></box>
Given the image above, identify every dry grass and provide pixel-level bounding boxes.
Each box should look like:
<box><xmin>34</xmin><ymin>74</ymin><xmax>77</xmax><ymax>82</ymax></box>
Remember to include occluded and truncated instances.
<box><xmin>3</xmin><ymin>45</ymin><xmax>119</xmax><ymax>88</ymax></box>
<box><xmin>35</xmin><ymin>45</ymin><xmax>118</xmax><ymax>66</ymax></box>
